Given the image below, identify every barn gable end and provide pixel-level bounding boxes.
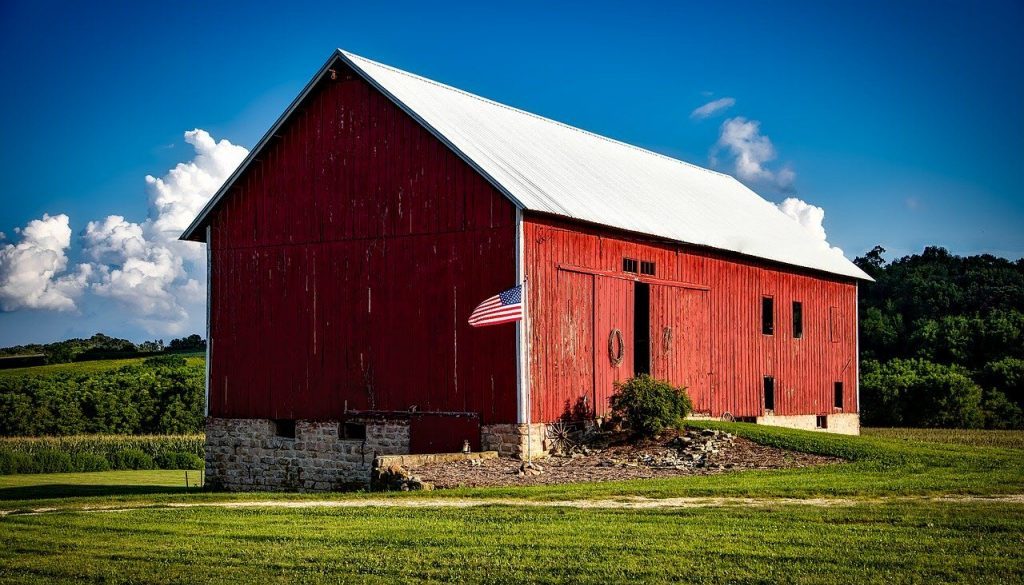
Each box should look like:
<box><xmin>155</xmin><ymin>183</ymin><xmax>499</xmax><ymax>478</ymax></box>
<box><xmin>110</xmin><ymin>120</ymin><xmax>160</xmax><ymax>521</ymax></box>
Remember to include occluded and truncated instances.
<box><xmin>205</xmin><ymin>60</ymin><xmax>519</xmax><ymax>428</ymax></box>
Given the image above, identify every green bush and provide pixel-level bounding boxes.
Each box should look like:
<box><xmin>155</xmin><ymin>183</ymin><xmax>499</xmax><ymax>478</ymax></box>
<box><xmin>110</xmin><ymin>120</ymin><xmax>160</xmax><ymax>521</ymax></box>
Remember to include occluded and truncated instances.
<box><xmin>33</xmin><ymin>449</ymin><xmax>74</xmax><ymax>473</ymax></box>
<box><xmin>155</xmin><ymin>451</ymin><xmax>204</xmax><ymax>470</ymax></box>
<box><xmin>109</xmin><ymin>448</ymin><xmax>156</xmax><ymax>470</ymax></box>
<box><xmin>610</xmin><ymin>375</ymin><xmax>692</xmax><ymax>437</ymax></box>
<box><xmin>861</xmin><ymin>358</ymin><xmax>985</xmax><ymax>428</ymax></box>
<box><xmin>0</xmin><ymin>434</ymin><xmax>203</xmax><ymax>475</ymax></box>
<box><xmin>5</xmin><ymin>451</ymin><xmax>37</xmax><ymax>474</ymax></box>
<box><xmin>0</xmin><ymin>450</ymin><xmax>36</xmax><ymax>474</ymax></box>
<box><xmin>70</xmin><ymin>452</ymin><xmax>111</xmax><ymax>472</ymax></box>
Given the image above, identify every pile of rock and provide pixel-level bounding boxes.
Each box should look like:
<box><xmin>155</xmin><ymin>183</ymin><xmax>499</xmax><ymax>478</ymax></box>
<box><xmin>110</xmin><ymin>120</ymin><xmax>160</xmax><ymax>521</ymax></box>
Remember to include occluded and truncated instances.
<box><xmin>597</xmin><ymin>428</ymin><xmax>736</xmax><ymax>470</ymax></box>
<box><xmin>371</xmin><ymin>463</ymin><xmax>434</xmax><ymax>491</ymax></box>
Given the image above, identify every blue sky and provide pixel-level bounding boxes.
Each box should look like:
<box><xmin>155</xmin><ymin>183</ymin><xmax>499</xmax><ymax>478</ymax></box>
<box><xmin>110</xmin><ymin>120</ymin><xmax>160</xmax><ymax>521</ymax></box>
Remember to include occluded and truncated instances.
<box><xmin>0</xmin><ymin>0</ymin><xmax>1021</xmax><ymax>345</ymax></box>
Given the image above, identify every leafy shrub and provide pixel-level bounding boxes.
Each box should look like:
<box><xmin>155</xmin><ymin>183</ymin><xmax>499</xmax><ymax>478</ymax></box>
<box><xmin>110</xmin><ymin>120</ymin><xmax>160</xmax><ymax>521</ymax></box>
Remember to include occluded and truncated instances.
<box><xmin>32</xmin><ymin>449</ymin><xmax>74</xmax><ymax>473</ymax></box>
<box><xmin>981</xmin><ymin>389</ymin><xmax>1024</xmax><ymax>430</ymax></box>
<box><xmin>0</xmin><ymin>434</ymin><xmax>203</xmax><ymax>475</ymax></box>
<box><xmin>610</xmin><ymin>375</ymin><xmax>692</xmax><ymax>436</ymax></box>
<box><xmin>155</xmin><ymin>451</ymin><xmax>204</xmax><ymax>470</ymax></box>
<box><xmin>0</xmin><ymin>450</ymin><xmax>37</xmax><ymax>474</ymax></box>
<box><xmin>71</xmin><ymin>452</ymin><xmax>111</xmax><ymax>472</ymax></box>
<box><xmin>109</xmin><ymin>448</ymin><xmax>156</xmax><ymax>470</ymax></box>
<box><xmin>980</xmin><ymin>357</ymin><xmax>1024</xmax><ymax>408</ymax></box>
<box><xmin>861</xmin><ymin>358</ymin><xmax>984</xmax><ymax>428</ymax></box>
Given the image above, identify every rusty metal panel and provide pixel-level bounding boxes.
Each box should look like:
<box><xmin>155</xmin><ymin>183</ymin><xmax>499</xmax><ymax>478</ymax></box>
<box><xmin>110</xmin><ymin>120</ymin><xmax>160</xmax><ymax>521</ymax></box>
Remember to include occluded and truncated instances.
<box><xmin>524</xmin><ymin>215</ymin><xmax>858</xmax><ymax>422</ymax></box>
<box><xmin>207</xmin><ymin>64</ymin><xmax>519</xmax><ymax>425</ymax></box>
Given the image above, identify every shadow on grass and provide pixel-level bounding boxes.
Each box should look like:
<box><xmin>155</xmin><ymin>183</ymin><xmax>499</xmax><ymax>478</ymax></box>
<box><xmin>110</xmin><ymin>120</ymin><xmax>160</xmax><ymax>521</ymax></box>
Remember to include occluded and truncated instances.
<box><xmin>0</xmin><ymin>484</ymin><xmax>198</xmax><ymax>501</ymax></box>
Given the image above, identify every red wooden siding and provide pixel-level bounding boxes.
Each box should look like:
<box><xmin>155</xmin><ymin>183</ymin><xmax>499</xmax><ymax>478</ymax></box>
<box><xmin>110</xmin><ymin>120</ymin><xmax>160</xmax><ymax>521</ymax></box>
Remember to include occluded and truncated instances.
<box><xmin>524</xmin><ymin>215</ymin><xmax>858</xmax><ymax>423</ymax></box>
<box><xmin>207</xmin><ymin>64</ymin><xmax>519</xmax><ymax>424</ymax></box>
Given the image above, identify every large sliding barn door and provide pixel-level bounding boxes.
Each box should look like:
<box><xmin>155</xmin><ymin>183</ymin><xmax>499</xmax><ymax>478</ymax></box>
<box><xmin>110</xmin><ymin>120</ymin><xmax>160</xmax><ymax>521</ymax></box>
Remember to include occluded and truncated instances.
<box><xmin>544</xmin><ymin>270</ymin><xmax>595</xmax><ymax>421</ymax></box>
<box><xmin>650</xmin><ymin>285</ymin><xmax>712</xmax><ymax>413</ymax></box>
<box><xmin>592</xmin><ymin>276</ymin><xmax>633</xmax><ymax>418</ymax></box>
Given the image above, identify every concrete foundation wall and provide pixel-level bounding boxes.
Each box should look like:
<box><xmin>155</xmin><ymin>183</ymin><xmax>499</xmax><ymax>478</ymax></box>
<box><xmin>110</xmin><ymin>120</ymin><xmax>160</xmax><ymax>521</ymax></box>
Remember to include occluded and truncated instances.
<box><xmin>754</xmin><ymin>413</ymin><xmax>860</xmax><ymax>435</ymax></box>
<box><xmin>205</xmin><ymin>417</ymin><xmax>409</xmax><ymax>491</ymax></box>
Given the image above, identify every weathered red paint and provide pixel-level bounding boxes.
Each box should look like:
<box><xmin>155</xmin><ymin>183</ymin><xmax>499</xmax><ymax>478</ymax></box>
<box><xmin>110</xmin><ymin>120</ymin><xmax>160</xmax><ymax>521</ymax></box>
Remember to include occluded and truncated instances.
<box><xmin>201</xmin><ymin>60</ymin><xmax>859</xmax><ymax>439</ymax></box>
<box><xmin>523</xmin><ymin>215</ymin><xmax>858</xmax><ymax>423</ymax></box>
<box><xmin>206</xmin><ymin>63</ymin><xmax>518</xmax><ymax>425</ymax></box>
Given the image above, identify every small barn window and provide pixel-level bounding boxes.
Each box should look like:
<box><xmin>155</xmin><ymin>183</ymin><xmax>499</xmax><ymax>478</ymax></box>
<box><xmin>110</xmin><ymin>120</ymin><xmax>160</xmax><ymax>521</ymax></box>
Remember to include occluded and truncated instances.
<box><xmin>792</xmin><ymin>301</ymin><xmax>803</xmax><ymax>339</ymax></box>
<box><xmin>762</xmin><ymin>297</ymin><xmax>774</xmax><ymax>335</ymax></box>
<box><xmin>763</xmin><ymin>376</ymin><xmax>775</xmax><ymax>411</ymax></box>
<box><xmin>623</xmin><ymin>258</ymin><xmax>639</xmax><ymax>273</ymax></box>
<box><xmin>640</xmin><ymin>261</ymin><xmax>656</xmax><ymax>276</ymax></box>
<box><xmin>816</xmin><ymin>415</ymin><xmax>828</xmax><ymax>429</ymax></box>
<box><xmin>834</xmin><ymin>382</ymin><xmax>844</xmax><ymax>409</ymax></box>
<box><xmin>273</xmin><ymin>419</ymin><xmax>296</xmax><ymax>439</ymax></box>
<box><xmin>340</xmin><ymin>422</ymin><xmax>366</xmax><ymax>440</ymax></box>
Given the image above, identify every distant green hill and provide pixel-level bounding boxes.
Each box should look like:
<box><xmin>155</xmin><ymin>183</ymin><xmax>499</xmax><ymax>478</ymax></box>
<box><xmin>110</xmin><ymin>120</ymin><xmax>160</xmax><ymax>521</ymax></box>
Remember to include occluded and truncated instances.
<box><xmin>0</xmin><ymin>333</ymin><xmax>206</xmax><ymax>367</ymax></box>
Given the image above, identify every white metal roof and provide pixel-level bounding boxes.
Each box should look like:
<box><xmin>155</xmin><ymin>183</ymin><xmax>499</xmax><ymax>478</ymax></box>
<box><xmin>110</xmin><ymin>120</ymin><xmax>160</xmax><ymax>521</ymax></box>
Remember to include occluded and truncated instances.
<box><xmin>184</xmin><ymin>50</ymin><xmax>870</xmax><ymax>281</ymax></box>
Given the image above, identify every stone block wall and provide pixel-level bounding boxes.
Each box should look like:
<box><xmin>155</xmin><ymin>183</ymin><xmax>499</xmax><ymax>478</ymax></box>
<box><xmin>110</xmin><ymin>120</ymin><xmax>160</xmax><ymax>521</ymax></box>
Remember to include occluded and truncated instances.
<box><xmin>481</xmin><ymin>423</ymin><xmax>548</xmax><ymax>459</ymax></box>
<box><xmin>205</xmin><ymin>417</ymin><xmax>410</xmax><ymax>491</ymax></box>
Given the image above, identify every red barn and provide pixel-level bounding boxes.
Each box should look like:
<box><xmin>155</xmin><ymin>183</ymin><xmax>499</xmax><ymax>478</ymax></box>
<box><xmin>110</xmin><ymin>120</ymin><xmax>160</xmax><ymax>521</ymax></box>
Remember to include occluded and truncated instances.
<box><xmin>183</xmin><ymin>50</ymin><xmax>871</xmax><ymax>491</ymax></box>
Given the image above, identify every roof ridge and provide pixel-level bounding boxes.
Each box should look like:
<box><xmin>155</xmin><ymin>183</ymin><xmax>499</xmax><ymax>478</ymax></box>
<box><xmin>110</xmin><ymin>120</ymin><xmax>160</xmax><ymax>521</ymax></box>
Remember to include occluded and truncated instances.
<box><xmin>340</xmin><ymin>49</ymin><xmax>732</xmax><ymax>180</ymax></box>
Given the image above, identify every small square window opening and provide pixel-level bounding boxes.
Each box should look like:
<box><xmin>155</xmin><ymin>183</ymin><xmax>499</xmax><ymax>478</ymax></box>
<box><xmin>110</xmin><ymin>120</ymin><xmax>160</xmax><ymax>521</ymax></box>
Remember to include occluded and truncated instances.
<box><xmin>273</xmin><ymin>419</ymin><xmax>296</xmax><ymax>439</ymax></box>
<box><xmin>816</xmin><ymin>415</ymin><xmax>828</xmax><ymax>429</ymax></box>
<box><xmin>640</xmin><ymin>261</ymin><xmax>656</xmax><ymax>276</ymax></box>
<box><xmin>340</xmin><ymin>422</ymin><xmax>367</xmax><ymax>440</ymax></box>
<box><xmin>623</xmin><ymin>258</ymin><xmax>639</xmax><ymax>273</ymax></box>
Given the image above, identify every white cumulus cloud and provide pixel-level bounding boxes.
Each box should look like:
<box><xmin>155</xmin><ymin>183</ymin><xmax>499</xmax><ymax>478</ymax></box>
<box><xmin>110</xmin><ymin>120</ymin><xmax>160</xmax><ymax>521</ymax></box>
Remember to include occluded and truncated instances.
<box><xmin>712</xmin><ymin>117</ymin><xmax>795</xmax><ymax>193</ymax></box>
<box><xmin>146</xmin><ymin>129</ymin><xmax>248</xmax><ymax>252</ymax></box>
<box><xmin>0</xmin><ymin>213</ymin><xmax>91</xmax><ymax>311</ymax></box>
<box><xmin>777</xmin><ymin>197</ymin><xmax>826</xmax><ymax>241</ymax></box>
<box><xmin>82</xmin><ymin>129</ymin><xmax>248</xmax><ymax>334</ymax></box>
<box><xmin>690</xmin><ymin>97</ymin><xmax>735</xmax><ymax>120</ymax></box>
<box><xmin>776</xmin><ymin>197</ymin><xmax>844</xmax><ymax>257</ymax></box>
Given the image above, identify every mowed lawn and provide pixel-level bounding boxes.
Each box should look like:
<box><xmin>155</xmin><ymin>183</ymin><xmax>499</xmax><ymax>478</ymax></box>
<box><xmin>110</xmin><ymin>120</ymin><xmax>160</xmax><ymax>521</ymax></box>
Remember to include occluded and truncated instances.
<box><xmin>1</xmin><ymin>500</ymin><xmax>1021</xmax><ymax>584</ymax></box>
<box><xmin>1</xmin><ymin>425</ymin><xmax>1022</xmax><ymax>583</ymax></box>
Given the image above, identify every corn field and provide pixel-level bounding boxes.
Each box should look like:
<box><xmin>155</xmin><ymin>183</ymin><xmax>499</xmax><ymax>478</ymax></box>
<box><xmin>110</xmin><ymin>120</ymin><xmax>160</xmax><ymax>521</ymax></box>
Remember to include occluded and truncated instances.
<box><xmin>0</xmin><ymin>434</ymin><xmax>204</xmax><ymax>461</ymax></box>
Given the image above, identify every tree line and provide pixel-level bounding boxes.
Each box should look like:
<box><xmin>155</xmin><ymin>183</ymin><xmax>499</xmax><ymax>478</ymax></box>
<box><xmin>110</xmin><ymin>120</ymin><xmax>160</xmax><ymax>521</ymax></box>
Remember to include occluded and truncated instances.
<box><xmin>855</xmin><ymin>246</ymin><xmax>1024</xmax><ymax>429</ymax></box>
<box><xmin>0</xmin><ymin>333</ymin><xmax>206</xmax><ymax>366</ymax></box>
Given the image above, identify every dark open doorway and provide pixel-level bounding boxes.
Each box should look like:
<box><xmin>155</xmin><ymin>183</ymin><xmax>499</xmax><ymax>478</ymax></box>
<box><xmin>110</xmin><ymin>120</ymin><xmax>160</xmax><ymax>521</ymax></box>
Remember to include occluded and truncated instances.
<box><xmin>634</xmin><ymin>282</ymin><xmax>650</xmax><ymax>376</ymax></box>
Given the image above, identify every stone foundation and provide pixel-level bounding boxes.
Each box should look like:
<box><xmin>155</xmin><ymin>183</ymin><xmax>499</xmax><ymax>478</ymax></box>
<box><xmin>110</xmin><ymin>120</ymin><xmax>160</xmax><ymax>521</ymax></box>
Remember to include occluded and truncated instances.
<box><xmin>753</xmin><ymin>413</ymin><xmax>860</xmax><ymax>435</ymax></box>
<box><xmin>205</xmin><ymin>417</ymin><xmax>410</xmax><ymax>491</ymax></box>
<box><xmin>481</xmin><ymin>423</ymin><xmax>548</xmax><ymax>459</ymax></box>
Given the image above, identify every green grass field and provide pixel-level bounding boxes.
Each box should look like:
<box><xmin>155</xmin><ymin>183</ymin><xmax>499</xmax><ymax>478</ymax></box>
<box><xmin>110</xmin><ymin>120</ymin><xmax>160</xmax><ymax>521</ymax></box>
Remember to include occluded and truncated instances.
<box><xmin>863</xmin><ymin>427</ymin><xmax>1024</xmax><ymax>449</ymax></box>
<box><xmin>1</xmin><ymin>500</ymin><xmax>1020</xmax><ymax>584</ymax></box>
<box><xmin>0</xmin><ymin>354</ymin><xmax>205</xmax><ymax>380</ymax></box>
<box><xmin>1</xmin><ymin>425</ymin><xmax>1021</xmax><ymax>583</ymax></box>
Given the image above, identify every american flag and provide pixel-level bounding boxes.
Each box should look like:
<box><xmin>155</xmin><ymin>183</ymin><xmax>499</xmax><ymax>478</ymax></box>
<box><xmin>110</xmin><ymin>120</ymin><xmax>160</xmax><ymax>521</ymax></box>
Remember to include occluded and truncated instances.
<box><xmin>468</xmin><ymin>284</ymin><xmax>523</xmax><ymax>327</ymax></box>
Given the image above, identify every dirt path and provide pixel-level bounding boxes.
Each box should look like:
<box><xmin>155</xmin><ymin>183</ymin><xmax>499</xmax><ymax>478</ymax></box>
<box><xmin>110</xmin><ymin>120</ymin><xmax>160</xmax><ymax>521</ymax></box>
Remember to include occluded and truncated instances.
<box><xmin>4</xmin><ymin>494</ymin><xmax>1023</xmax><ymax>517</ymax></box>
